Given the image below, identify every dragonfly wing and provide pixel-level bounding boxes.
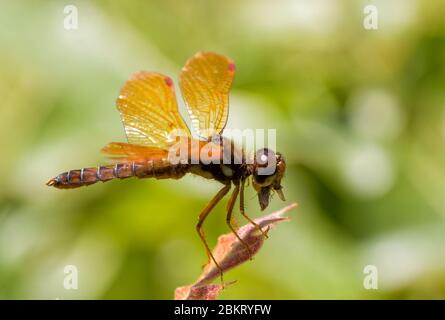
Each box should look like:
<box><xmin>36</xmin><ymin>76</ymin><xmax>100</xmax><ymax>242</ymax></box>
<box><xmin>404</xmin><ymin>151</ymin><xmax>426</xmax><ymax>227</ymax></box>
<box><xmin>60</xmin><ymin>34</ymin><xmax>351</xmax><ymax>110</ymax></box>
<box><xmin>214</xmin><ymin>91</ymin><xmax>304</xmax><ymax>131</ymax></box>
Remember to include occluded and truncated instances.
<box><xmin>117</xmin><ymin>71</ymin><xmax>191</xmax><ymax>148</ymax></box>
<box><xmin>101</xmin><ymin>142</ymin><xmax>169</xmax><ymax>162</ymax></box>
<box><xmin>179</xmin><ymin>52</ymin><xmax>235</xmax><ymax>139</ymax></box>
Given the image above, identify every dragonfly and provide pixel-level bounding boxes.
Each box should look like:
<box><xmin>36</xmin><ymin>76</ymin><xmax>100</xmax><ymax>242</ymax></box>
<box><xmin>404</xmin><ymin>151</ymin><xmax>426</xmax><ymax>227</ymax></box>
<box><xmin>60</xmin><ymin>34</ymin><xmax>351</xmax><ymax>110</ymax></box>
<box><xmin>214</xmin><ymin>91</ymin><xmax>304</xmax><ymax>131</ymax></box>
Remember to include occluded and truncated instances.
<box><xmin>47</xmin><ymin>52</ymin><xmax>286</xmax><ymax>277</ymax></box>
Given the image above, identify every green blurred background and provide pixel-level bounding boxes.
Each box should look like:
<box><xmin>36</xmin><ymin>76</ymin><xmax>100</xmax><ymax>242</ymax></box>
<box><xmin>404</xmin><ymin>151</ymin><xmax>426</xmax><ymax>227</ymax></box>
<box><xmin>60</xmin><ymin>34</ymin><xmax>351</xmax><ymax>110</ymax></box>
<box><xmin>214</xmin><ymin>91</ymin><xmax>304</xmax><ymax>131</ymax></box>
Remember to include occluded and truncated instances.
<box><xmin>1</xmin><ymin>0</ymin><xmax>445</xmax><ymax>299</ymax></box>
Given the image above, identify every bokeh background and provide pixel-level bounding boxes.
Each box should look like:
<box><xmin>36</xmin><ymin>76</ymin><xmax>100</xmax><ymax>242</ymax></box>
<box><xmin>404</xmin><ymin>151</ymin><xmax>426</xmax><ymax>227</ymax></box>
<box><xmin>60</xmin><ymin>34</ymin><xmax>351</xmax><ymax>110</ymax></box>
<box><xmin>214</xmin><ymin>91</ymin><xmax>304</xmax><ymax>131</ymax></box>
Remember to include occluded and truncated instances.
<box><xmin>1</xmin><ymin>0</ymin><xmax>445</xmax><ymax>299</ymax></box>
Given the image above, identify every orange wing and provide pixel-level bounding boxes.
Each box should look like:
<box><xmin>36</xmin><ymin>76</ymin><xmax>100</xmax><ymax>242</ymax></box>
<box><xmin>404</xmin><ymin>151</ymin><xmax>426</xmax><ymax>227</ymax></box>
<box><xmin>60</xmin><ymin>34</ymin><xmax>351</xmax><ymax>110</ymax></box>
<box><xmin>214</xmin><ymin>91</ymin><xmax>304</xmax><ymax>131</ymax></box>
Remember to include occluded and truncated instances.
<box><xmin>101</xmin><ymin>142</ymin><xmax>168</xmax><ymax>162</ymax></box>
<box><xmin>102</xmin><ymin>140</ymin><xmax>225</xmax><ymax>164</ymax></box>
<box><xmin>179</xmin><ymin>52</ymin><xmax>235</xmax><ymax>139</ymax></box>
<box><xmin>116</xmin><ymin>71</ymin><xmax>191</xmax><ymax>149</ymax></box>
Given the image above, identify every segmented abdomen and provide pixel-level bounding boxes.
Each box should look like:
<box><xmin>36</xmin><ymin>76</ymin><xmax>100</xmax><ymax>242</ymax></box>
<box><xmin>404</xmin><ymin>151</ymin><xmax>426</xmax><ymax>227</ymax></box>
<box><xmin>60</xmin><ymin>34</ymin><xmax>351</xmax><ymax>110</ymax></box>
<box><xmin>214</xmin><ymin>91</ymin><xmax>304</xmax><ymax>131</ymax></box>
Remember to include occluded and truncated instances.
<box><xmin>46</xmin><ymin>160</ymin><xmax>187</xmax><ymax>189</ymax></box>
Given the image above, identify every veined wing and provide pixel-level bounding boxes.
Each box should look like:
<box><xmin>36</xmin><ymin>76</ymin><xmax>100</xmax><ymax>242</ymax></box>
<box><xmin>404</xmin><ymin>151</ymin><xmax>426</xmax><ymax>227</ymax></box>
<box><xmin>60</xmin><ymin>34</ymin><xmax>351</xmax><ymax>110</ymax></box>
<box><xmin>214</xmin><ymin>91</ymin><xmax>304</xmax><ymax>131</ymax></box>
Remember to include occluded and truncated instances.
<box><xmin>179</xmin><ymin>52</ymin><xmax>235</xmax><ymax>139</ymax></box>
<box><xmin>102</xmin><ymin>140</ymin><xmax>225</xmax><ymax>165</ymax></box>
<box><xmin>117</xmin><ymin>71</ymin><xmax>191</xmax><ymax>148</ymax></box>
<box><xmin>101</xmin><ymin>142</ymin><xmax>169</xmax><ymax>162</ymax></box>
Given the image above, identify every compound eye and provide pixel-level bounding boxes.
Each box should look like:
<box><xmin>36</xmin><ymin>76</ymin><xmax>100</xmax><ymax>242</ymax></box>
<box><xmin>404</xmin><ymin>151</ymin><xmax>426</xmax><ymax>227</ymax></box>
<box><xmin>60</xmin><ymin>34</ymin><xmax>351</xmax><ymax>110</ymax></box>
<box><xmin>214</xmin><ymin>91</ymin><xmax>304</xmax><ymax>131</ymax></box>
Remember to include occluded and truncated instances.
<box><xmin>254</xmin><ymin>148</ymin><xmax>278</xmax><ymax>182</ymax></box>
<box><xmin>256</xmin><ymin>148</ymin><xmax>276</xmax><ymax>168</ymax></box>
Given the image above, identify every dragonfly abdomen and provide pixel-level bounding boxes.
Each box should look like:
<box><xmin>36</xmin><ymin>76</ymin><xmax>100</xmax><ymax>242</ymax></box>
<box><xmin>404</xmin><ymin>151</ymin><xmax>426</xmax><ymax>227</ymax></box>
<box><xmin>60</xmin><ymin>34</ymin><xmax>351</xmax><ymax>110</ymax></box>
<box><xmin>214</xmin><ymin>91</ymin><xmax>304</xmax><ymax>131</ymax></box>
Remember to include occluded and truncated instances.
<box><xmin>46</xmin><ymin>160</ymin><xmax>188</xmax><ymax>189</ymax></box>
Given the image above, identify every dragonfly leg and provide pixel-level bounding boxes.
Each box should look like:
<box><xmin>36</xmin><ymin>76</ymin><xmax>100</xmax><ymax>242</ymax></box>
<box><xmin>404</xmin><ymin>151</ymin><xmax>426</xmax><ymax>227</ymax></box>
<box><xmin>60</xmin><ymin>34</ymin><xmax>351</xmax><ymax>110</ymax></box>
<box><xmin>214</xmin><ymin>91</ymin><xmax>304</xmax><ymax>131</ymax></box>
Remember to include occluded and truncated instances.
<box><xmin>196</xmin><ymin>183</ymin><xmax>231</xmax><ymax>282</ymax></box>
<box><xmin>225</xmin><ymin>184</ymin><xmax>254</xmax><ymax>259</ymax></box>
<box><xmin>240</xmin><ymin>178</ymin><xmax>269</xmax><ymax>239</ymax></box>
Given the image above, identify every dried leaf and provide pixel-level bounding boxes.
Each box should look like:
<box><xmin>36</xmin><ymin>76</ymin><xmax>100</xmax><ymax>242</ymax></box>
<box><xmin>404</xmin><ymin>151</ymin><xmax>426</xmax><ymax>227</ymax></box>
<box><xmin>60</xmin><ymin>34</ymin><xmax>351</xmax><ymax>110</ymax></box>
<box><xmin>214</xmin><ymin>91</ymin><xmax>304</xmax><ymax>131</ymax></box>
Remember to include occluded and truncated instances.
<box><xmin>174</xmin><ymin>283</ymin><xmax>226</xmax><ymax>300</ymax></box>
<box><xmin>175</xmin><ymin>203</ymin><xmax>298</xmax><ymax>300</ymax></box>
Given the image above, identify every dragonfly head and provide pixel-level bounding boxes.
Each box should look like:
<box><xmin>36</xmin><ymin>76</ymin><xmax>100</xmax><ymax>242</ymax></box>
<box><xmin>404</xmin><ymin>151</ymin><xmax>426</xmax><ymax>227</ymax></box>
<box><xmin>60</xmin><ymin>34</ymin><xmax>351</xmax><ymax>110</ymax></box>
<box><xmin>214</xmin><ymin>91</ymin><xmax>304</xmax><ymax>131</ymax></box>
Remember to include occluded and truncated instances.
<box><xmin>252</xmin><ymin>148</ymin><xmax>286</xmax><ymax>210</ymax></box>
